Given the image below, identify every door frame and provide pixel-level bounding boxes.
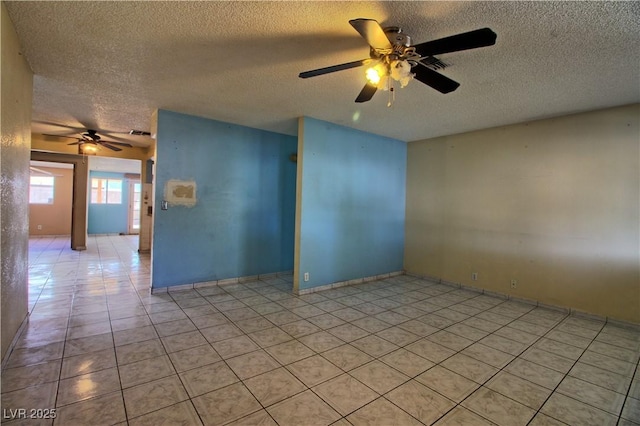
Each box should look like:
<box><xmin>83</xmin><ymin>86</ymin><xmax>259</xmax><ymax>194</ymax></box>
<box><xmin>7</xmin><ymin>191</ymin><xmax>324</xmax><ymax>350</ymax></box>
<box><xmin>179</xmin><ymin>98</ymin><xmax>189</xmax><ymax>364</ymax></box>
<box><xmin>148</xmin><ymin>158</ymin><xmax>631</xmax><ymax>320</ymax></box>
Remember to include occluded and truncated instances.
<box><xmin>31</xmin><ymin>151</ymin><xmax>88</xmax><ymax>250</ymax></box>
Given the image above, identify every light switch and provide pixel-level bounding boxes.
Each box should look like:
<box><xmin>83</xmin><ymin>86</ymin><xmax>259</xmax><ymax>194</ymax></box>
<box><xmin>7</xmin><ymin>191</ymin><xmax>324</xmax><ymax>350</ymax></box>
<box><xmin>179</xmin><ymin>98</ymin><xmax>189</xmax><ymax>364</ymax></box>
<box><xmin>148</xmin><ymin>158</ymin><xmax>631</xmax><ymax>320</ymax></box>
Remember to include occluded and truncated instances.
<box><xmin>161</xmin><ymin>200</ymin><xmax>168</xmax><ymax>210</ymax></box>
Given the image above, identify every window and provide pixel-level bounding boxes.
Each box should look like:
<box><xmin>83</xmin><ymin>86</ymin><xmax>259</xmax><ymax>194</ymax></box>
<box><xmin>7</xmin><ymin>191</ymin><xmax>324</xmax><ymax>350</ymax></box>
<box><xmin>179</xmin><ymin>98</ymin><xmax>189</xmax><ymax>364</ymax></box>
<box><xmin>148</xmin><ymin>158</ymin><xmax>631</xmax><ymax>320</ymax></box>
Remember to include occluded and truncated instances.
<box><xmin>29</xmin><ymin>176</ymin><xmax>55</xmax><ymax>204</ymax></box>
<box><xmin>91</xmin><ymin>178</ymin><xmax>122</xmax><ymax>204</ymax></box>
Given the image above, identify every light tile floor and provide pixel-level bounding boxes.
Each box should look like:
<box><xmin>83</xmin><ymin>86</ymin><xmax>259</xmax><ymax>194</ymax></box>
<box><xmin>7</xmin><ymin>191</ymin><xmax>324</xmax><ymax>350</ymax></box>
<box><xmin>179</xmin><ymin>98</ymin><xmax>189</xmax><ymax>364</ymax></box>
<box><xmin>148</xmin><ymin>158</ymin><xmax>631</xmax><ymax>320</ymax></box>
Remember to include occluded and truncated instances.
<box><xmin>1</xmin><ymin>235</ymin><xmax>639</xmax><ymax>425</ymax></box>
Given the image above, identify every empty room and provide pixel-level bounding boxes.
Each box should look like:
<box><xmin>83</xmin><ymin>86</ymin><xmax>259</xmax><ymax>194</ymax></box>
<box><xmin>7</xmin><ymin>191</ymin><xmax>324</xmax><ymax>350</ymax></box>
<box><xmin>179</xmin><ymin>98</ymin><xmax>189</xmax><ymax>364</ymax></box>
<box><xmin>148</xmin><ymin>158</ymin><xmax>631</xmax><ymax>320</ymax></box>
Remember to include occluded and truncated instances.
<box><xmin>1</xmin><ymin>1</ymin><xmax>638</xmax><ymax>425</ymax></box>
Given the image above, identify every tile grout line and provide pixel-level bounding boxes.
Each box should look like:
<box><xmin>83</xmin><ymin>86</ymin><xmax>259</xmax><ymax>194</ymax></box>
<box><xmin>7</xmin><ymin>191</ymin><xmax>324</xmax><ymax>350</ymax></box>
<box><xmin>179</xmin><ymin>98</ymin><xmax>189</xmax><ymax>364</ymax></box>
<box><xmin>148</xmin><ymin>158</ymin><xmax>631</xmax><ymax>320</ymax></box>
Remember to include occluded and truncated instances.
<box><xmin>615</xmin><ymin>343</ymin><xmax>640</xmax><ymax>426</ymax></box>
<box><xmin>159</xmin><ymin>295</ymin><xmax>224</xmax><ymax>426</ymax></box>
<box><xmin>420</xmin><ymin>300</ymin><xmax>570</xmax><ymax>425</ymax></box>
<box><xmin>420</xmin><ymin>289</ymin><xmax>637</xmax><ymax>423</ymax></box>
<box><xmin>219</xmin><ymin>282</ymin><xmax>524</xmax><ymax>424</ymax></box>
<box><xmin>230</xmin><ymin>282</ymin><xmax>542</xmax><ymax>421</ymax></box>
<box><xmin>312</xmin><ymin>282</ymin><xmax>517</xmax><ymax>424</ymax></box>
<box><xmin>522</xmin><ymin>319</ymin><xmax>607</xmax><ymax>425</ymax></box>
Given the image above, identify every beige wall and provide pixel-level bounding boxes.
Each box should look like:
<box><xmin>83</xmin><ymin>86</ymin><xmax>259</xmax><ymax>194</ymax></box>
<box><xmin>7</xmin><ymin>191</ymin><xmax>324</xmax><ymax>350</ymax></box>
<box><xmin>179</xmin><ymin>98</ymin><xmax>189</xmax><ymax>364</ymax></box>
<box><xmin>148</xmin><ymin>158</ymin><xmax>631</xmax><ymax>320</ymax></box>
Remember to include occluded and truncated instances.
<box><xmin>1</xmin><ymin>3</ymin><xmax>33</xmax><ymax>360</ymax></box>
<box><xmin>405</xmin><ymin>104</ymin><xmax>640</xmax><ymax>323</ymax></box>
<box><xmin>29</xmin><ymin>166</ymin><xmax>73</xmax><ymax>236</ymax></box>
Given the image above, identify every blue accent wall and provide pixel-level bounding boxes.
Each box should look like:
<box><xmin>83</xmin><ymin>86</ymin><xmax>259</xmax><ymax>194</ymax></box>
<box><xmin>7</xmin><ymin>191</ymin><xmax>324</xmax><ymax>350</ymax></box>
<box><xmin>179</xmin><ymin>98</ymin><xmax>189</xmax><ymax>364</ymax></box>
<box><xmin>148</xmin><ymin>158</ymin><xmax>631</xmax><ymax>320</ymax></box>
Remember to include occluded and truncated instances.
<box><xmin>297</xmin><ymin>117</ymin><xmax>406</xmax><ymax>291</ymax></box>
<box><xmin>152</xmin><ymin>110</ymin><xmax>297</xmax><ymax>289</ymax></box>
<box><xmin>88</xmin><ymin>171</ymin><xmax>129</xmax><ymax>235</ymax></box>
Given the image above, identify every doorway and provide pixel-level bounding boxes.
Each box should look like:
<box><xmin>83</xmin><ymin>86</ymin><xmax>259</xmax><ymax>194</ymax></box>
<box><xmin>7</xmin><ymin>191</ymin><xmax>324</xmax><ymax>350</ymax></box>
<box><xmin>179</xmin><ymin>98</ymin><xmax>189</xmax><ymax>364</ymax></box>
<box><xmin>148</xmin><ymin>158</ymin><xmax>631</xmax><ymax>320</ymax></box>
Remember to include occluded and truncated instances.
<box><xmin>28</xmin><ymin>161</ymin><xmax>73</xmax><ymax>237</ymax></box>
<box><xmin>87</xmin><ymin>157</ymin><xmax>142</xmax><ymax>238</ymax></box>
<box><xmin>128</xmin><ymin>180</ymin><xmax>142</xmax><ymax>234</ymax></box>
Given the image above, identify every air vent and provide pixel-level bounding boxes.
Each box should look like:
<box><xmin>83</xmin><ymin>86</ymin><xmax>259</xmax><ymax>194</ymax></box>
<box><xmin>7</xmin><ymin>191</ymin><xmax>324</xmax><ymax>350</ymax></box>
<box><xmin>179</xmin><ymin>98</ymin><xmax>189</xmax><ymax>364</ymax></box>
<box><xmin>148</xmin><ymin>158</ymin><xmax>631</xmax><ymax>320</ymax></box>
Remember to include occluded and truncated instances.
<box><xmin>129</xmin><ymin>130</ymin><xmax>151</xmax><ymax>136</ymax></box>
<box><xmin>421</xmin><ymin>56</ymin><xmax>450</xmax><ymax>71</ymax></box>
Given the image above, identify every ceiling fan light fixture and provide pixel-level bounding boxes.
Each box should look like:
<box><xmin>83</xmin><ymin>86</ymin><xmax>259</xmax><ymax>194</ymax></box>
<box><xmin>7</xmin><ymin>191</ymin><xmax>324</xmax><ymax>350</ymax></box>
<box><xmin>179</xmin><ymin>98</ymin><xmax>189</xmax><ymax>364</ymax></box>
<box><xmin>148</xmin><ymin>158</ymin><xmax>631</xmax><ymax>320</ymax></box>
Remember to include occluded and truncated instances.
<box><xmin>366</xmin><ymin>59</ymin><xmax>414</xmax><ymax>92</ymax></box>
<box><xmin>390</xmin><ymin>60</ymin><xmax>414</xmax><ymax>88</ymax></box>
<box><xmin>81</xmin><ymin>142</ymin><xmax>99</xmax><ymax>155</ymax></box>
<box><xmin>365</xmin><ymin>67</ymin><xmax>381</xmax><ymax>85</ymax></box>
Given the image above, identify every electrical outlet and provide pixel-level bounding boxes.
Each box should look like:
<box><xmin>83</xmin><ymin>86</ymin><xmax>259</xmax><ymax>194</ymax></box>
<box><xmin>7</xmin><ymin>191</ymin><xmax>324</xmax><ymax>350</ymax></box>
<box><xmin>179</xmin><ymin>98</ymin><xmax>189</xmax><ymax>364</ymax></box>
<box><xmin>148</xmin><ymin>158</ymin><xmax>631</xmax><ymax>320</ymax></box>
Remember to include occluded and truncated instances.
<box><xmin>472</xmin><ymin>272</ymin><xmax>478</xmax><ymax>281</ymax></box>
<box><xmin>510</xmin><ymin>280</ymin><xmax>517</xmax><ymax>289</ymax></box>
<box><xmin>304</xmin><ymin>272</ymin><xmax>309</xmax><ymax>282</ymax></box>
<box><xmin>37</xmin><ymin>225</ymin><xmax>42</xmax><ymax>230</ymax></box>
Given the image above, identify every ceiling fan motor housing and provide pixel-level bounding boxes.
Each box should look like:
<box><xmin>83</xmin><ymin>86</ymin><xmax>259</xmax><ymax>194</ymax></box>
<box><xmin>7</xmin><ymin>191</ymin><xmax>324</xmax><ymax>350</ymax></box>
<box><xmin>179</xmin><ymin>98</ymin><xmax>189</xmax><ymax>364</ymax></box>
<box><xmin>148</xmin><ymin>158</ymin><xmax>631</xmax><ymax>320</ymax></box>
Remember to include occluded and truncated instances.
<box><xmin>384</xmin><ymin>27</ymin><xmax>411</xmax><ymax>48</ymax></box>
<box><xmin>82</xmin><ymin>130</ymin><xmax>101</xmax><ymax>141</ymax></box>
<box><xmin>370</xmin><ymin>29</ymin><xmax>412</xmax><ymax>60</ymax></box>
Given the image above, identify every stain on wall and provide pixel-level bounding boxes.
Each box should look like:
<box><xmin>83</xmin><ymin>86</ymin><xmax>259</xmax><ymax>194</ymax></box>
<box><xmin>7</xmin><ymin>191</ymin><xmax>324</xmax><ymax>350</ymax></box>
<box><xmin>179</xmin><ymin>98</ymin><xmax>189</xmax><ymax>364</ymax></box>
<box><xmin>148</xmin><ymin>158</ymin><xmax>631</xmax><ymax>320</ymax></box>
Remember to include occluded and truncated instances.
<box><xmin>165</xmin><ymin>179</ymin><xmax>196</xmax><ymax>206</ymax></box>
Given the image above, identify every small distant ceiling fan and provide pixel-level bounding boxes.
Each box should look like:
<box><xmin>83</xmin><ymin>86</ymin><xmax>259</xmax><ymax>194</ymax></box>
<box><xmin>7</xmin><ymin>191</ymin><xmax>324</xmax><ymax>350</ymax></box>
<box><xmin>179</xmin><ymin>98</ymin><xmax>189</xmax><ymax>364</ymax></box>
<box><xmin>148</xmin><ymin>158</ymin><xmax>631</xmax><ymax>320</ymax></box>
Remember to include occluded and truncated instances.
<box><xmin>299</xmin><ymin>18</ymin><xmax>497</xmax><ymax>103</ymax></box>
<box><xmin>44</xmin><ymin>129</ymin><xmax>133</xmax><ymax>152</ymax></box>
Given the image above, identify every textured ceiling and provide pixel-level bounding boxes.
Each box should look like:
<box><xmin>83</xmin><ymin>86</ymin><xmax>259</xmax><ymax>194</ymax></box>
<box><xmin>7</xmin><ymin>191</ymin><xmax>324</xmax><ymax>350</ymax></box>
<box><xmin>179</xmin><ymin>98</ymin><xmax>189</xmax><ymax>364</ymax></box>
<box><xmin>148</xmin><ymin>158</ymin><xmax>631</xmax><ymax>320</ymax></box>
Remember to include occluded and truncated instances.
<box><xmin>5</xmin><ymin>1</ymin><xmax>640</xmax><ymax>147</ymax></box>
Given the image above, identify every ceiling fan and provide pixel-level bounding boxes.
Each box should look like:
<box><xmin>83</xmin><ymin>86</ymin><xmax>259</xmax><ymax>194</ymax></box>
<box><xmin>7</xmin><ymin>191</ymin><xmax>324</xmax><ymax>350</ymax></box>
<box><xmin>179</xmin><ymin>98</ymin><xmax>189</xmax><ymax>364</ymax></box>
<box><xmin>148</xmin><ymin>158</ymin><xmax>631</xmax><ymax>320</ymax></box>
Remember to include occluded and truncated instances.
<box><xmin>44</xmin><ymin>129</ymin><xmax>133</xmax><ymax>152</ymax></box>
<box><xmin>299</xmin><ymin>18</ymin><xmax>497</xmax><ymax>103</ymax></box>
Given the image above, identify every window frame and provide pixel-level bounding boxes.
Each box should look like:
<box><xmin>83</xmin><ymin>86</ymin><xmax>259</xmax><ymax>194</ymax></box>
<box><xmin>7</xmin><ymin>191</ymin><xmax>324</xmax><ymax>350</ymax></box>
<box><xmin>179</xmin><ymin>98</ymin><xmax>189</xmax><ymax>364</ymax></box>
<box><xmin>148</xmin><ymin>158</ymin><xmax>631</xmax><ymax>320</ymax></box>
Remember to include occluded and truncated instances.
<box><xmin>91</xmin><ymin>177</ymin><xmax>123</xmax><ymax>205</ymax></box>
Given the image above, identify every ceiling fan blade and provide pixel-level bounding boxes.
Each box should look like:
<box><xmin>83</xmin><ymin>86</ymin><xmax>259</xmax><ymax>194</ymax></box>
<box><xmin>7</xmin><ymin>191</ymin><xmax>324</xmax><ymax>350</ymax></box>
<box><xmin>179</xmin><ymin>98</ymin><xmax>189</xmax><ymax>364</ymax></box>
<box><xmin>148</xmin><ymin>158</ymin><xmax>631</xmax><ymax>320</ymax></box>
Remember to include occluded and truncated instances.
<box><xmin>101</xmin><ymin>140</ymin><xmax>133</xmax><ymax>147</ymax></box>
<box><xmin>299</xmin><ymin>58</ymin><xmax>371</xmax><ymax>79</ymax></box>
<box><xmin>34</xmin><ymin>121</ymin><xmax>85</xmax><ymax>135</ymax></box>
<box><xmin>349</xmin><ymin>18</ymin><xmax>393</xmax><ymax>51</ymax></box>
<box><xmin>43</xmin><ymin>133</ymin><xmax>79</xmax><ymax>140</ymax></box>
<box><xmin>414</xmin><ymin>28</ymin><xmax>497</xmax><ymax>57</ymax></box>
<box><xmin>67</xmin><ymin>141</ymin><xmax>82</xmax><ymax>145</ymax></box>
<box><xmin>413</xmin><ymin>64</ymin><xmax>460</xmax><ymax>94</ymax></box>
<box><xmin>355</xmin><ymin>82</ymin><xmax>378</xmax><ymax>103</ymax></box>
<box><xmin>101</xmin><ymin>132</ymin><xmax>140</xmax><ymax>144</ymax></box>
<box><xmin>99</xmin><ymin>142</ymin><xmax>123</xmax><ymax>152</ymax></box>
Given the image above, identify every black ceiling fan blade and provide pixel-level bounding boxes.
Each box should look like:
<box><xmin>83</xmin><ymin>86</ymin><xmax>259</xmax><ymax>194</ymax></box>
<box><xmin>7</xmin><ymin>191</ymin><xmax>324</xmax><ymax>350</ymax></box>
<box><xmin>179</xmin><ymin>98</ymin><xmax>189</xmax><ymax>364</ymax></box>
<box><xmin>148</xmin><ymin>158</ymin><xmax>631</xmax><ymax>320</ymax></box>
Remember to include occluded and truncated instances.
<box><xmin>99</xmin><ymin>142</ymin><xmax>123</xmax><ymax>152</ymax></box>
<box><xmin>414</xmin><ymin>28</ymin><xmax>497</xmax><ymax>57</ymax></box>
<box><xmin>66</xmin><ymin>141</ymin><xmax>82</xmax><ymax>145</ymax></box>
<box><xmin>299</xmin><ymin>58</ymin><xmax>371</xmax><ymax>79</ymax></box>
<box><xmin>355</xmin><ymin>82</ymin><xmax>378</xmax><ymax>103</ymax></box>
<box><xmin>349</xmin><ymin>18</ymin><xmax>393</xmax><ymax>51</ymax></box>
<box><xmin>101</xmin><ymin>140</ymin><xmax>133</xmax><ymax>147</ymax></box>
<box><xmin>413</xmin><ymin>64</ymin><xmax>460</xmax><ymax>94</ymax></box>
